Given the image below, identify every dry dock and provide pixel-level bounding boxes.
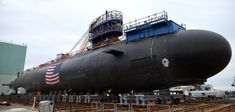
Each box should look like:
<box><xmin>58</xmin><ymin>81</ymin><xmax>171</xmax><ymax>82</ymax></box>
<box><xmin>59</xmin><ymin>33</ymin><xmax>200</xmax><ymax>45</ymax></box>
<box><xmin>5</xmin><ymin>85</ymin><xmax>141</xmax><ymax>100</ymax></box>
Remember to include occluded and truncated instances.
<box><xmin>1</xmin><ymin>95</ymin><xmax>235</xmax><ymax>112</ymax></box>
<box><xmin>1</xmin><ymin>99</ymin><xmax>235</xmax><ymax>112</ymax></box>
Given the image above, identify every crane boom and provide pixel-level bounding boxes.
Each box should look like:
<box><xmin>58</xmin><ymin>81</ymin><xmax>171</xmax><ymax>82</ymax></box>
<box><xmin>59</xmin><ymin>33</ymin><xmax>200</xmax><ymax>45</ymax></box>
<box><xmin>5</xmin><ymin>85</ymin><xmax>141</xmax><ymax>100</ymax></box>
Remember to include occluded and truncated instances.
<box><xmin>69</xmin><ymin>30</ymin><xmax>89</xmax><ymax>53</ymax></box>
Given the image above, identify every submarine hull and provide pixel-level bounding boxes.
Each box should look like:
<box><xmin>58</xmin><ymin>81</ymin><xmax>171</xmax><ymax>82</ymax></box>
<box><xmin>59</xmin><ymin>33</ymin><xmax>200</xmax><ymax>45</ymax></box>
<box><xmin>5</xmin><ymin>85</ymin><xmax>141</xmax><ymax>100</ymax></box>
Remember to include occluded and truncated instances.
<box><xmin>11</xmin><ymin>30</ymin><xmax>231</xmax><ymax>94</ymax></box>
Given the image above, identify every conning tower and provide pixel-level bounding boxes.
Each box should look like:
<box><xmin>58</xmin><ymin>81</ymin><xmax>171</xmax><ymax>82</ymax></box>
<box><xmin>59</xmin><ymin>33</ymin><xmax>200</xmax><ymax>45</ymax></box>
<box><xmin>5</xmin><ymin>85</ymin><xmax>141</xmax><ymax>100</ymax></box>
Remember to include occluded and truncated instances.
<box><xmin>89</xmin><ymin>10</ymin><xmax>123</xmax><ymax>48</ymax></box>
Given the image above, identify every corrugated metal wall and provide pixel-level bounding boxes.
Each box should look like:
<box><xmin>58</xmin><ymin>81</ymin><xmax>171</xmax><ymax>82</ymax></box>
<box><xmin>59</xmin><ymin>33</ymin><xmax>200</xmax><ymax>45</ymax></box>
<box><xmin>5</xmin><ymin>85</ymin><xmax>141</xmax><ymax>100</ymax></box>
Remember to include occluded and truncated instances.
<box><xmin>0</xmin><ymin>41</ymin><xmax>27</xmax><ymax>95</ymax></box>
<box><xmin>0</xmin><ymin>42</ymin><xmax>26</xmax><ymax>75</ymax></box>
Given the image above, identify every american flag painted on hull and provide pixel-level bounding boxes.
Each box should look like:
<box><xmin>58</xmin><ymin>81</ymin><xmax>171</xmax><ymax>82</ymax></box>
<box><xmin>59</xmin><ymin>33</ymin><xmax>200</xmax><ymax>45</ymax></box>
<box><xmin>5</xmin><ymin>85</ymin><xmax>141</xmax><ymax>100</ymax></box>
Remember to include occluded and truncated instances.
<box><xmin>45</xmin><ymin>63</ymin><xmax>63</xmax><ymax>85</ymax></box>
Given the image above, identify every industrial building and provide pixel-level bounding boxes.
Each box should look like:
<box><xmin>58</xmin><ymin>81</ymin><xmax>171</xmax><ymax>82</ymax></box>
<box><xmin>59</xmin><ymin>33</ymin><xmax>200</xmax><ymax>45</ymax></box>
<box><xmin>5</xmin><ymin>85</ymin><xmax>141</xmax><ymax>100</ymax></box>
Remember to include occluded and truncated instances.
<box><xmin>0</xmin><ymin>41</ymin><xmax>26</xmax><ymax>95</ymax></box>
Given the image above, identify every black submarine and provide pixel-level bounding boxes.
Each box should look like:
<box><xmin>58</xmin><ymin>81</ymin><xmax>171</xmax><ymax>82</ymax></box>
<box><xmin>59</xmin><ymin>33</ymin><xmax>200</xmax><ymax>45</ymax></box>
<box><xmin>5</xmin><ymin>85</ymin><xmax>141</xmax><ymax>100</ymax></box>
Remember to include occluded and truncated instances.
<box><xmin>10</xmin><ymin>10</ymin><xmax>231</xmax><ymax>94</ymax></box>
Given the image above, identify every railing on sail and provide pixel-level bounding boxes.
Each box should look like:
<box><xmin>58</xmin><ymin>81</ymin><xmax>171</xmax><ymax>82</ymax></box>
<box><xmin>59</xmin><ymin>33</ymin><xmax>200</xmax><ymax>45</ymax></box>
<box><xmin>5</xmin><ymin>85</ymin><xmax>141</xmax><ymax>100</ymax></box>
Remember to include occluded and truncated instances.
<box><xmin>89</xmin><ymin>10</ymin><xmax>123</xmax><ymax>31</ymax></box>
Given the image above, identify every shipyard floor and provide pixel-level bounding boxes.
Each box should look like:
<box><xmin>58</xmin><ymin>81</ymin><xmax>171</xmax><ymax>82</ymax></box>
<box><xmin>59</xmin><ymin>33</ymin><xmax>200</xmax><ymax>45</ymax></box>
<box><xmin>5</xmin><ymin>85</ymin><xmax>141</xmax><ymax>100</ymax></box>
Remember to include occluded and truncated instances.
<box><xmin>1</xmin><ymin>95</ymin><xmax>235</xmax><ymax>112</ymax></box>
<box><xmin>0</xmin><ymin>103</ymin><xmax>37</xmax><ymax>112</ymax></box>
<box><xmin>1</xmin><ymin>102</ymin><xmax>235</xmax><ymax>112</ymax></box>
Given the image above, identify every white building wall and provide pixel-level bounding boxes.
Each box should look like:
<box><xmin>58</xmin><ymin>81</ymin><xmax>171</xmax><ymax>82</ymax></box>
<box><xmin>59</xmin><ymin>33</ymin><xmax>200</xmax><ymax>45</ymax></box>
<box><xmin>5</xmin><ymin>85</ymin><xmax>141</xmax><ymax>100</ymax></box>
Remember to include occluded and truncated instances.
<box><xmin>0</xmin><ymin>74</ymin><xmax>17</xmax><ymax>95</ymax></box>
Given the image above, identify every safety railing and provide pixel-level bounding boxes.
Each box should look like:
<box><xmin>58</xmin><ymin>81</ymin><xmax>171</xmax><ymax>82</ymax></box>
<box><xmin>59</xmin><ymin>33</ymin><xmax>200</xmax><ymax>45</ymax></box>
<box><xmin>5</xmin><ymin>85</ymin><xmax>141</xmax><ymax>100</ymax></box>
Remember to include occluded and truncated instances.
<box><xmin>124</xmin><ymin>11</ymin><xmax>168</xmax><ymax>32</ymax></box>
<box><xmin>89</xmin><ymin>10</ymin><xmax>123</xmax><ymax>30</ymax></box>
<box><xmin>25</xmin><ymin>47</ymin><xmax>89</xmax><ymax>72</ymax></box>
<box><xmin>89</xmin><ymin>24</ymin><xmax>122</xmax><ymax>40</ymax></box>
<box><xmin>25</xmin><ymin>39</ymin><xmax>124</xmax><ymax>72</ymax></box>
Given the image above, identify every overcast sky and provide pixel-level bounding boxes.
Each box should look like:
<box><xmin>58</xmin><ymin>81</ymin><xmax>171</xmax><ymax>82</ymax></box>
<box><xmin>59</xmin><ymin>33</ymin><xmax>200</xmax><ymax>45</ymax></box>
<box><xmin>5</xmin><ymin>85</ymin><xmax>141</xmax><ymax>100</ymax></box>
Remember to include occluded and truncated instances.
<box><xmin>1</xmin><ymin>0</ymin><xmax>235</xmax><ymax>90</ymax></box>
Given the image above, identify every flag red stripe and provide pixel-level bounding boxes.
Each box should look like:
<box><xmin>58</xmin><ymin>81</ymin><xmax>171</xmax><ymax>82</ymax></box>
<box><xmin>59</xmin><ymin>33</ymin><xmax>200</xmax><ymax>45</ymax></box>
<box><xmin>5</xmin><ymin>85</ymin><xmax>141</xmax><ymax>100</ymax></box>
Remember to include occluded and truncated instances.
<box><xmin>46</xmin><ymin>79</ymin><xmax>60</xmax><ymax>85</ymax></box>
<box><xmin>45</xmin><ymin>73</ymin><xmax>59</xmax><ymax>78</ymax></box>
<box><xmin>45</xmin><ymin>76</ymin><xmax>59</xmax><ymax>81</ymax></box>
<box><xmin>47</xmin><ymin>69</ymin><xmax>55</xmax><ymax>72</ymax></box>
